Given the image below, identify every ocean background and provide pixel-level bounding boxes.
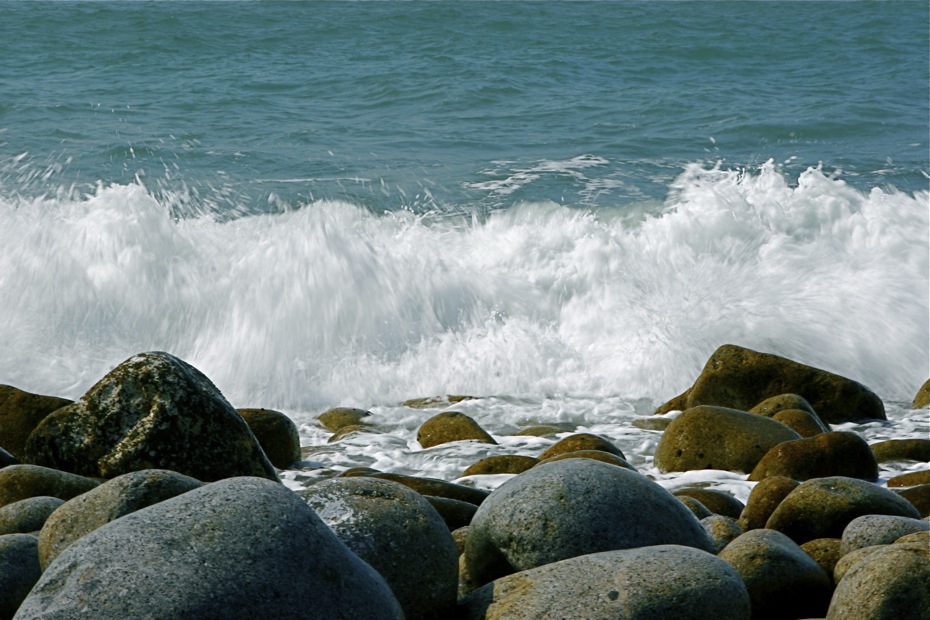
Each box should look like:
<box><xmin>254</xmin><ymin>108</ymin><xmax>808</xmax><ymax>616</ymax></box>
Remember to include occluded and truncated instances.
<box><xmin>2</xmin><ymin>1</ymin><xmax>928</xmax><ymax>493</ymax></box>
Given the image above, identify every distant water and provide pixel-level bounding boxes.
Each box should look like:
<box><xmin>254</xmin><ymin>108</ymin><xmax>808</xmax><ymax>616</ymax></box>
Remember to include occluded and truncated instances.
<box><xmin>1</xmin><ymin>2</ymin><xmax>927</xmax><ymax>492</ymax></box>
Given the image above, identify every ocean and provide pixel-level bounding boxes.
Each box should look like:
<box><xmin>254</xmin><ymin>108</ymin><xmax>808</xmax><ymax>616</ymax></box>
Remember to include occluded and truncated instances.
<box><xmin>1</xmin><ymin>1</ymin><xmax>927</xmax><ymax>496</ymax></box>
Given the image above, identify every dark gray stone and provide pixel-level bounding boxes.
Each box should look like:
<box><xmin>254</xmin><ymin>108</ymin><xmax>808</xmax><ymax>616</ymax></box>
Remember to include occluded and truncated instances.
<box><xmin>0</xmin><ymin>534</ymin><xmax>41</xmax><ymax>620</ymax></box>
<box><xmin>0</xmin><ymin>497</ymin><xmax>63</xmax><ymax>535</ymax></box>
<box><xmin>14</xmin><ymin>477</ymin><xmax>403</xmax><ymax>620</ymax></box>
<box><xmin>827</xmin><ymin>543</ymin><xmax>930</xmax><ymax>619</ymax></box>
<box><xmin>840</xmin><ymin>514</ymin><xmax>930</xmax><ymax>555</ymax></box>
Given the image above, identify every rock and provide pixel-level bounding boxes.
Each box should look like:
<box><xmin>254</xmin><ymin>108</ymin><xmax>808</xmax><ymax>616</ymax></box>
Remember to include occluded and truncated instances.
<box><xmin>738</xmin><ymin>476</ymin><xmax>799</xmax><ymax>531</ymax></box>
<box><xmin>464</xmin><ymin>459</ymin><xmax>715</xmax><ymax>587</ymax></box>
<box><xmin>632</xmin><ymin>417</ymin><xmax>672</xmax><ymax>431</ymax></box>
<box><xmin>664</xmin><ymin>344</ymin><xmax>885</xmax><ymax>423</ymax></box>
<box><xmin>833</xmin><ymin>545</ymin><xmax>886</xmax><ymax>583</ymax></box>
<box><xmin>316</xmin><ymin>407</ymin><xmax>371</xmax><ymax>432</ymax></box>
<box><xmin>0</xmin><ymin>534</ymin><xmax>41</xmax><ymax>620</ymax></box>
<box><xmin>749</xmin><ymin>431</ymin><xmax>878</xmax><ymax>482</ymax></box>
<box><xmin>461</xmin><ymin>455</ymin><xmax>539</xmax><ymax>477</ymax></box>
<box><xmin>801</xmin><ymin>538</ymin><xmax>843</xmax><ymax>585</ymax></box>
<box><xmin>402</xmin><ymin>395</ymin><xmax>477</xmax><ymax>408</ymax></box>
<box><xmin>37</xmin><ymin>469</ymin><xmax>202</xmax><ymax>569</ymax></box>
<box><xmin>770</xmin><ymin>408</ymin><xmax>830</xmax><ymax>437</ymax></box>
<box><xmin>765</xmin><ymin>476</ymin><xmax>921</xmax><ymax>544</ymax></box>
<box><xmin>896</xmin><ymin>530</ymin><xmax>930</xmax><ymax>544</ymax></box>
<box><xmin>719</xmin><ymin>528</ymin><xmax>832</xmax><ymax>620</ymax></box>
<box><xmin>655</xmin><ymin>406</ymin><xmax>800</xmax><ymax>474</ymax></box>
<box><xmin>460</xmin><ymin>546</ymin><xmax>751</xmax><ymax>620</ymax></box>
<box><xmin>678</xmin><ymin>496</ymin><xmax>712</xmax><ymax>519</ymax></box>
<box><xmin>237</xmin><ymin>408</ymin><xmax>300</xmax><ymax>469</ymax></box>
<box><xmin>701</xmin><ymin>515</ymin><xmax>743</xmax><ymax>553</ymax></box>
<box><xmin>15</xmin><ymin>477</ymin><xmax>403</xmax><ymax>620</ymax></box>
<box><xmin>0</xmin><ymin>465</ymin><xmax>99</xmax><ymax>509</ymax></box>
<box><xmin>673</xmin><ymin>488</ymin><xmax>745</xmax><ymax>519</ymax></box>
<box><xmin>826</xmin><ymin>543</ymin><xmax>930</xmax><ymax>619</ymax></box>
<box><xmin>416</xmin><ymin>411</ymin><xmax>496</xmax><ymax>449</ymax></box>
<box><xmin>367</xmin><ymin>472</ymin><xmax>490</xmax><ymax>506</ymax></box>
<box><xmin>537</xmin><ymin>433</ymin><xmax>625</xmax><ymax>460</ymax></box>
<box><xmin>424</xmin><ymin>495</ymin><xmax>478</xmax><ymax>531</ymax></box>
<box><xmin>24</xmin><ymin>352</ymin><xmax>278</xmax><ymax>483</ymax></box>
<box><xmin>0</xmin><ymin>385</ymin><xmax>72</xmax><ymax>460</ymax></box>
<box><xmin>0</xmin><ymin>497</ymin><xmax>63</xmax><ymax>535</ymax></box>
<box><xmin>327</xmin><ymin>425</ymin><xmax>377</xmax><ymax>443</ymax></box>
<box><xmin>538</xmin><ymin>449</ymin><xmax>637</xmax><ymax>471</ymax></box>
<box><xmin>513</xmin><ymin>423</ymin><xmax>575</xmax><ymax>437</ymax></box>
<box><xmin>887</xmin><ymin>470</ymin><xmax>930</xmax><ymax>487</ymax></box>
<box><xmin>749</xmin><ymin>393</ymin><xmax>817</xmax><ymax>417</ymax></box>
<box><xmin>896</xmin><ymin>484</ymin><xmax>930</xmax><ymax>518</ymax></box>
<box><xmin>912</xmin><ymin>378</ymin><xmax>930</xmax><ymax>409</ymax></box>
<box><xmin>452</xmin><ymin>525</ymin><xmax>469</xmax><ymax>555</ymax></box>
<box><xmin>870</xmin><ymin>438</ymin><xmax>930</xmax><ymax>463</ymax></box>
<box><xmin>299</xmin><ymin>477</ymin><xmax>458</xmax><ymax>620</ymax></box>
<box><xmin>653</xmin><ymin>388</ymin><xmax>690</xmax><ymax>414</ymax></box>
<box><xmin>840</xmin><ymin>514</ymin><xmax>930</xmax><ymax>554</ymax></box>
<box><xmin>0</xmin><ymin>449</ymin><xmax>16</xmax><ymax>468</ymax></box>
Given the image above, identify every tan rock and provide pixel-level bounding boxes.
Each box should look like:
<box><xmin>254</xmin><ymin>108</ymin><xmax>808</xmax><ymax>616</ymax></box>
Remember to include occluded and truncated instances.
<box><xmin>417</xmin><ymin>411</ymin><xmax>496</xmax><ymax>449</ymax></box>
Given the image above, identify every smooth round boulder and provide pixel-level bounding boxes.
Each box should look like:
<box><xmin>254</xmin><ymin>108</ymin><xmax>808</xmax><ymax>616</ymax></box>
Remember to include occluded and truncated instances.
<box><xmin>368</xmin><ymin>472</ymin><xmax>490</xmax><ymax>506</ymax></box>
<box><xmin>38</xmin><ymin>469</ymin><xmax>203</xmax><ymax>569</ymax></box>
<box><xmin>800</xmin><ymin>538</ymin><xmax>843</xmax><ymax>585</ymax></box>
<box><xmin>749</xmin><ymin>431</ymin><xmax>878</xmax><ymax>482</ymax></box>
<box><xmin>513</xmin><ymin>424</ymin><xmax>575</xmax><ymax>437</ymax></box>
<box><xmin>237</xmin><ymin>408</ymin><xmax>300</xmax><ymax>469</ymax></box>
<box><xmin>912</xmin><ymin>378</ymin><xmax>930</xmax><ymax>409</ymax></box>
<box><xmin>674</xmin><ymin>488</ymin><xmax>745</xmax><ymax>519</ymax></box>
<box><xmin>0</xmin><ymin>497</ymin><xmax>63</xmax><ymax>535</ymax></box>
<box><xmin>826</xmin><ymin>543</ymin><xmax>930</xmax><ymax>619</ymax></box>
<box><xmin>896</xmin><ymin>483</ymin><xmax>930</xmax><ymax>517</ymax></box>
<box><xmin>840</xmin><ymin>514</ymin><xmax>930</xmax><ymax>554</ymax></box>
<box><xmin>537</xmin><ymin>433</ymin><xmax>625</xmax><ymax>460</ymax></box>
<box><xmin>424</xmin><ymin>495</ymin><xmax>478</xmax><ymax>531</ymax></box>
<box><xmin>0</xmin><ymin>534</ymin><xmax>41</xmax><ymax>619</ymax></box>
<box><xmin>299</xmin><ymin>477</ymin><xmax>458</xmax><ymax>620</ymax></box>
<box><xmin>0</xmin><ymin>465</ymin><xmax>99</xmax><ymax>509</ymax></box>
<box><xmin>0</xmin><ymin>385</ymin><xmax>72</xmax><ymax>460</ymax></box>
<box><xmin>870</xmin><ymin>438</ymin><xmax>930</xmax><ymax>463</ymax></box>
<box><xmin>460</xmin><ymin>546</ymin><xmax>750</xmax><ymax>620</ymax></box>
<box><xmin>678</xmin><ymin>496</ymin><xmax>713</xmax><ymax>519</ymax></box>
<box><xmin>464</xmin><ymin>459</ymin><xmax>715</xmax><ymax>587</ymax></box>
<box><xmin>749</xmin><ymin>393</ymin><xmax>817</xmax><ymax>417</ymax></box>
<box><xmin>24</xmin><ymin>352</ymin><xmax>278</xmax><ymax>482</ymax></box>
<box><xmin>462</xmin><ymin>455</ymin><xmax>539</xmax><ymax>477</ymax></box>
<box><xmin>15</xmin><ymin>477</ymin><xmax>403</xmax><ymax>620</ymax></box>
<box><xmin>317</xmin><ymin>407</ymin><xmax>371</xmax><ymax>432</ymax></box>
<box><xmin>538</xmin><ymin>449</ymin><xmax>637</xmax><ymax>471</ymax></box>
<box><xmin>0</xmin><ymin>448</ymin><xmax>16</xmax><ymax>467</ymax></box>
<box><xmin>834</xmin><ymin>544</ymin><xmax>886</xmax><ymax>583</ymax></box>
<box><xmin>655</xmin><ymin>406</ymin><xmax>801</xmax><ymax>474</ymax></box>
<box><xmin>738</xmin><ymin>476</ymin><xmax>799</xmax><ymax>531</ymax></box>
<box><xmin>701</xmin><ymin>515</ymin><xmax>744</xmax><ymax>553</ymax></box>
<box><xmin>719</xmin><ymin>528</ymin><xmax>832</xmax><ymax>620</ymax></box>
<box><xmin>417</xmin><ymin>411</ymin><xmax>496</xmax><ymax>448</ymax></box>
<box><xmin>765</xmin><ymin>476</ymin><xmax>921</xmax><ymax>544</ymax></box>
<box><xmin>770</xmin><ymin>408</ymin><xmax>830</xmax><ymax>437</ymax></box>
<box><xmin>887</xmin><ymin>470</ymin><xmax>930</xmax><ymax>487</ymax></box>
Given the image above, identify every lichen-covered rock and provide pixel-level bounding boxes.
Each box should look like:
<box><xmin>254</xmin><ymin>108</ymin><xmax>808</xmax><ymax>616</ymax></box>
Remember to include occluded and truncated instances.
<box><xmin>300</xmin><ymin>477</ymin><xmax>458</xmax><ymax>620</ymax></box>
<box><xmin>513</xmin><ymin>423</ymin><xmax>575</xmax><ymax>437</ymax></box>
<box><xmin>896</xmin><ymin>483</ymin><xmax>930</xmax><ymax>517</ymax></box>
<box><xmin>840</xmin><ymin>514</ymin><xmax>930</xmax><ymax>555</ymax></box>
<box><xmin>655</xmin><ymin>406</ymin><xmax>800</xmax><ymax>474</ymax></box>
<box><xmin>662</xmin><ymin>344</ymin><xmax>885</xmax><ymax>423</ymax></box>
<box><xmin>887</xmin><ymin>470</ymin><xmax>930</xmax><ymax>487</ymax></box>
<box><xmin>367</xmin><ymin>472</ymin><xmax>490</xmax><ymax>506</ymax></box>
<box><xmin>0</xmin><ymin>534</ymin><xmax>41</xmax><ymax>620</ymax></box>
<box><xmin>749</xmin><ymin>393</ymin><xmax>817</xmax><ymax>417</ymax></box>
<box><xmin>0</xmin><ymin>497</ymin><xmax>63</xmax><ymax>536</ymax></box>
<box><xmin>749</xmin><ymin>431</ymin><xmax>878</xmax><ymax>482</ymax></box>
<box><xmin>765</xmin><ymin>476</ymin><xmax>921</xmax><ymax>544</ymax></box>
<box><xmin>0</xmin><ymin>465</ymin><xmax>99</xmax><ymax>509</ymax></box>
<box><xmin>673</xmin><ymin>488</ymin><xmax>745</xmax><ymax>520</ymax></box>
<box><xmin>460</xmin><ymin>546</ymin><xmax>751</xmax><ymax>620</ymax></box>
<box><xmin>537</xmin><ymin>433</ymin><xmax>625</xmax><ymax>460</ymax></box>
<box><xmin>0</xmin><ymin>385</ymin><xmax>72</xmax><ymax>460</ymax></box>
<box><xmin>316</xmin><ymin>407</ymin><xmax>371</xmax><ymax>432</ymax></box>
<box><xmin>870</xmin><ymin>438</ymin><xmax>930</xmax><ymax>463</ymax></box>
<box><xmin>800</xmin><ymin>538</ymin><xmax>843</xmax><ymax>585</ymax></box>
<box><xmin>237</xmin><ymin>408</ymin><xmax>300</xmax><ymax>469</ymax></box>
<box><xmin>719</xmin><ymin>528</ymin><xmax>832</xmax><ymax>620</ymax></box>
<box><xmin>38</xmin><ymin>469</ymin><xmax>202</xmax><ymax>569</ymax></box>
<box><xmin>537</xmin><ymin>449</ymin><xmax>637</xmax><ymax>471</ymax></box>
<box><xmin>464</xmin><ymin>459</ymin><xmax>714</xmax><ymax>587</ymax></box>
<box><xmin>15</xmin><ymin>477</ymin><xmax>403</xmax><ymax>620</ymax></box>
<box><xmin>770</xmin><ymin>408</ymin><xmax>830</xmax><ymax>437</ymax></box>
<box><xmin>701</xmin><ymin>515</ymin><xmax>743</xmax><ymax>553</ymax></box>
<box><xmin>462</xmin><ymin>455</ymin><xmax>538</xmax><ymax>477</ymax></box>
<box><xmin>417</xmin><ymin>411</ymin><xmax>496</xmax><ymax>448</ymax></box>
<box><xmin>678</xmin><ymin>496</ymin><xmax>713</xmax><ymax>519</ymax></box>
<box><xmin>912</xmin><ymin>378</ymin><xmax>930</xmax><ymax>409</ymax></box>
<box><xmin>738</xmin><ymin>476</ymin><xmax>799</xmax><ymax>531</ymax></box>
<box><xmin>24</xmin><ymin>352</ymin><xmax>278</xmax><ymax>483</ymax></box>
<box><xmin>834</xmin><ymin>545</ymin><xmax>886</xmax><ymax>583</ymax></box>
<box><xmin>826</xmin><ymin>543</ymin><xmax>930</xmax><ymax>619</ymax></box>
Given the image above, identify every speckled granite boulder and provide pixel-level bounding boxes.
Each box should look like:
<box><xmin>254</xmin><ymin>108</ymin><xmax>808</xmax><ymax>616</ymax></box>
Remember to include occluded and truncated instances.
<box><xmin>237</xmin><ymin>408</ymin><xmax>300</xmax><ymax>469</ymax></box>
<box><xmin>839</xmin><ymin>514</ymin><xmax>930</xmax><ymax>554</ymax></box>
<box><xmin>701</xmin><ymin>515</ymin><xmax>743</xmax><ymax>553</ymax></box>
<box><xmin>719</xmin><ymin>528</ymin><xmax>832</xmax><ymax>620</ymax></box>
<box><xmin>0</xmin><ymin>497</ymin><xmax>63</xmax><ymax>535</ymax></box>
<box><xmin>826</xmin><ymin>543</ymin><xmax>930</xmax><ymax>619</ymax></box>
<box><xmin>464</xmin><ymin>459</ymin><xmax>714</xmax><ymax>587</ymax></box>
<box><xmin>655</xmin><ymin>406</ymin><xmax>800</xmax><ymax>474</ymax></box>
<box><xmin>14</xmin><ymin>477</ymin><xmax>403</xmax><ymax>620</ymax></box>
<box><xmin>24</xmin><ymin>352</ymin><xmax>278</xmax><ymax>482</ymax></box>
<box><xmin>417</xmin><ymin>411</ymin><xmax>496</xmax><ymax>448</ymax></box>
<box><xmin>0</xmin><ymin>534</ymin><xmax>41</xmax><ymax>620</ymax></box>
<box><xmin>0</xmin><ymin>465</ymin><xmax>99</xmax><ymax>509</ymax></box>
<box><xmin>460</xmin><ymin>546</ymin><xmax>751</xmax><ymax>620</ymax></box>
<box><xmin>299</xmin><ymin>477</ymin><xmax>458</xmax><ymax>620</ymax></box>
<box><xmin>800</xmin><ymin>538</ymin><xmax>843</xmax><ymax>585</ymax></box>
<box><xmin>765</xmin><ymin>476</ymin><xmax>921</xmax><ymax>544</ymax></box>
<box><xmin>38</xmin><ymin>469</ymin><xmax>202</xmax><ymax>569</ymax></box>
<box><xmin>749</xmin><ymin>431</ymin><xmax>878</xmax><ymax>482</ymax></box>
<box><xmin>738</xmin><ymin>476</ymin><xmax>799</xmax><ymax>531</ymax></box>
<box><xmin>870</xmin><ymin>438</ymin><xmax>930</xmax><ymax>463</ymax></box>
<box><xmin>834</xmin><ymin>544</ymin><xmax>886</xmax><ymax>583</ymax></box>
<box><xmin>538</xmin><ymin>433</ymin><xmax>625</xmax><ymax>460</ymax></box>
<box><xmin>0</xmin><ymin>385</ymin><xmax>72</xmax><ymax>460</ymax></box>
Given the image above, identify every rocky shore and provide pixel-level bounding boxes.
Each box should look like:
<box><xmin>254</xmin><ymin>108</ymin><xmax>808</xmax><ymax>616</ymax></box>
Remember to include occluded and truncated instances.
<box><xmin>0</xmin><ymin>346</ymin><xmax>927</xmax><ymax>619</ymax></box>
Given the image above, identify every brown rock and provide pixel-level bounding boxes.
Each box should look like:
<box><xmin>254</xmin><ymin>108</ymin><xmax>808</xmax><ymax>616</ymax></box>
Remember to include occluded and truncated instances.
<box><xmin>770</xmin><ymin>408</ymin><xmax>830</xmax><ymax>437</ymax></box>
<box><xmin>417</xmin><ymin>412</ymin><xmax>496</xmax><ymax>449</ymax></box>
<box><xmin>912</xmin><ymin>378</ymin><xmax>930</xmax><ymax>409</ymax></box>
<box><xmin>403</xmin><ymin>395</ymin><xmax>477</xmax><ymax>409</ymax></box>
<box><xmin>0</xmin><ymin>464</ymin><xmax>99</xmax><ymax>509</ymax></box>
<box><xmin>674</xmin><ymin>488</ymin><xmax>745</xmax><ymax>520</ymax></box>
<box><xmin>538</xmin><ymin>433</ymin><xmax>625</xmax><ymax>461</ymax></box>
<box><xmin>653</xmin><ymin>387</ymin><xmax>690</xmax><ymax>414</ymax></box>
<box><xmin>368</xmin><ymin>472</ymin><xmax>491</xmax><ymax>506</ymax></box>
<box><xmin>749</xmin><ymin>393</ymin><xmax>817</xmax><ymax>417</ymax></box>
<box><xmin>870</xmin><ymin>438</ymin><xmax>930</xmax><ymax>463</ymax></box>
<box><xmin>801</xmin><ymin>538</ymin><xmax>843</xmax><ymax>585</ymax></box>
<box><xmin>538</xmin><ymin>450</ymin><xmax>637</xmax><ymax>472</ymax></box>
<box><xmin>462</xmin><ymin>455</ymin><xmax>539</xmax><ymax>477</ymax></box>
<box><xmin>895</xmin><ymin>484</ymin><xmax>930</xmax><ymax>518</ymax></box>
<box><xmin>887</xmin><ymin>470</ymin><xmax>930</xmax><ymax>487</ymax></box>
<box><xmin>316</xmin><ymin>407</ymin><xmax>371</xmax><ymax>432</ymax></box>
<box><xmin>826</xmin><ymin>543</ymin><xmax>930</xmax><ymax>619</ymax></box>
<box><xmin>0</xmin><ymin>385</ymin><xmax>72</xmax><ymax>460</ymax></box>
<box><xmin>677</xmin><ymin>496</ymin><xmax>712</xmax><ymax>519</ymax></box>
<box><xmin>237</xmin><ymin>408</ymin><xmax>300</xmax><ymax>469</ymax></box>
<box><xmin>513</xmin><ymin>424</ymin><xmax>575</xmax><ymax>437</ymax></box>
<box><xmin>738</xmin><ymin>476</ymin><xmax>799</xmax><ymax>531</ymax></box>
<box><xmin>327</xmin><ymin>424</ymin><xmax>378</xmax><ymax>443</ymax></box>
<box><xmin>749</xmin><ymin>432</ymin><xmax>878</xmax><ymax>482</ymax></box>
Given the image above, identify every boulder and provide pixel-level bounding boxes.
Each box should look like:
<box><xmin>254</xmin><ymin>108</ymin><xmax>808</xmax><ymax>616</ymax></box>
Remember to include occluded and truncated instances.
<box><xmin>765</xmin><ymin>476</ymin><xmax>921</xmax><ymax>544</ymax></box>
<box><xmin>0</xmin><ymin>534</ymin><xmax>41</xmax><ymax>620</ymax></box>
<box><xmin>460</xmin><ymin>546</ymin><xmax>750</xmax><ymax>620</ymax></box>
<box><xmin>537</xmin><ymin>433</ymin><xmax>625</xmax><ymax>460</ymax></box>
<box><xmin>424</xmin><ymin>495</ymin><xmax>478</xmax><ymax>531</ymax></box>
<box><xmin>673</xmin><ymin>488</ymin><xmax>745</xmax><ymax>519</ymax></box>
<box><xmin>0</xmin><ymin>385</ymin><xmax>72</xmax><ymax>460</ymax></box>
<box><xmin>317</xmin><ymin>407</ymin><xmax>371</xmax><ymax>432</ymax></box>
<box><xmin>464</xmin><ymin>459</ymin><xmax>715</xmax><ymax>587</ymax></box>
<box><xmin>367</xmin><ymin>472</ymin><xmax>490</xmax><ymax>506</ymax></box>
<box><xmin>299</xmin><ymin>477</ymin><xmax>458</xmax><ymax>620</ymax></box>
<box><xmin>24</xmin><ymin>352</ymin><xmax>278</xmax><ymax>482</ymax></box>
<box><xmin>662</xmin><ymin>344</ymin><xmax>885</xmax><ymax>423</ymax></box>
<box><xmin>912</xmin><ymin>378</ymin><xmax>930</xmax><ymax>409</ymax></box>
<box><xmin>655</xmin><ymin>406</ymin><xmax>800</xmax><ymax>474</ymax></box>
<box><xmin>826</xmin><ymin>543</ymin><xmax>930</xmax><ymax>619</ymax></box>
<box><xmin>631</xmin><ymin>417</ymin><xmax>672</xmax><ymax>431</ymax></box>
<box><xmin>15</xmin><ymin>477</ymin><xmax>403</xmax><ymax>620</ymax></box>
<box><xmin>896</xmin><ymin>484</ymin><xmax>930</xmax><ymax>517</ymax></box>
<box><xmin>748</xmin><ymin>431</ymin><xmax>878</xmax><ymax>482</ymax></box>
<box><xmin>416</xmin><ymin>411</ymin><xmax>496</xmax><ymax>448</ymax></box>
<box><xmin>0</xmin><ymin>465</ymin><xmax>99</xmax><ymax>509</ymax></box>
<box><xmin>770</xmin><ymin>408</ymin><xmax>830</xmax><ymax>437</ymax></box>
<box><xmin>678</xmin><ymin>496</ymin><xmax>712</xmax><ymax>519</ymax></box>
<box><xmin>748</xmin><ymin>393</ymin><xmax>817</xmax><ymax>417</ymax></box>
<box><xmin>887</xmin><ymin>470</ymin><xmax>930</xmax><ymax>487</ymax></box>
<box><xmin>237</xmin><ymin>408</ymin><xmax>300</xmax><ymax>469</ymax></box>
<box><xmin>538</xmin><ymin>449</ymin><xmax>637</xmax><ymax>471</ymax></box>
<box><xmin>840</xmin><ymin>514</ymin><xmax>930</xmax><ymax>554</ymax></box>
<box><xmin>38</xmin><ymin>469</ymin><xmax>202</xmax><ymax>569</ymax></box>
<box><xmin>870</xmin><ymin>438</ymin><xmax>930</xmax><ymax>463</ymax></box>
<box><xmin>461</xmin><ymin>455</ymin><xmax>538</xmax><ymax>477</ymax></box>
<box><xmin>896</xmin><ymin>530</ymin><xmax>930</xmax><ymax>544</ymax></box>
<box><xmin>738</xmin><ymin>476</ymin><xmax>799</xmax><ymax>531</ymax></box>
<box><xmin>800</xmin><ymin>538</ymin><xmax>843</xmax><ymax>585</ymax></box>
<box><xmin>701</xmin><ymin>515</ymin><xmax>743</xmax><ymax>553</ymax></box>
<box><xmin>833</xmin><ymin>545</ymin><xmax>886</xmax><ymax>583</ymax></box>
<box><xmin>327</xmin><ymin>425</ymin><xmax>377</xmax><ymax>443</ymax></box>
<box><xmin>513</xmin><ymin>423</ymin><xmax>575</xmax><ymax>437</ymax></box>
<box><xmin>402</xmin><ymin>395</ymin><xmax>476</xmax><ymax>409</ymax></box>
<box><xmin>0</xmin><ymin>497</ymin><xmax>63</xmax><ymax>536</ymax></box>
<box><xmin>719</xmin><ymin>528</ymin><xmax>832</xmax><ymax>620</ymax></box>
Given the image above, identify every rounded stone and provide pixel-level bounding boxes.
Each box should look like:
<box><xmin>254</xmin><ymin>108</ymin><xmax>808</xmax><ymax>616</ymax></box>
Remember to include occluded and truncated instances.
<box><xmin>464</xmin><ymin>459</ymin><xmax>715</xmax><ymax>587</ymax></box>
<box><xmin>770</xmin><ymin>408</ymin><xmax>830</xmax><ymax>437</ymax></box>
<box><xmin>673</xmin><ymin>488</ymin><xmax>745</xmax><ymax>519</ymax></box>
<box><xmin>0</xmin><ymin>496</ymin><xmax>63</xmax><ymax>535</ymax></box>
<box><xmin>0</xmin><ymin>385</ymin><xmax>72</xmax><ymax>460</ymax></box>
<box><xmin>367</xmin><ymin>472</ymin><xmax>490</xmax><ymax>506</ymax></box>
<box><xmin>887</xmin><ymin>470</ymin><xmax>930</xmax><ymax>487</ymax></box>
<box><xmin>895</xmin><ymin>483</ymin><xmax>930</xmax><ymax>517</ymax></box>
<box><xmin>0</xmin><ymin>534</ymin><xmax>41</xmax><ymax>619</ymax></box>
<box><xmin>834</xmin><ymin>544</ymin><xmax>886</xmax><ymax>583</ymax></box>
<box><xmin>317</xmin><ymin>407</ymin><xmax>371</xmax><ymax>432</ymax></box>
<box><xmin>738</xmin><ymin>476</ymin><xmax>799</xmax><ymax>531</ymax></box>
<box><xmin>462</xmin><ymin>455</ymin><xmax>539</xmax><ymax>477</ymax></box>
<box><xmin>537</xmin><ymin>449</ymin><xmax>637</xmax><ymax>471</ymax></box>
<box><xmin>424</xmin><ymin>495</ymin><xmax>478</xmax><ymax>531</ymax></box>
<box><xmin>513</xmin><ymin>424</ymin><xmax>575</xmax><ymax>437</ymax></box>
<box><xmin>0</xmin><ymin>464</ymin><xmax>99</xmax><ymax>509</ymax></box>
<box><xmin>748</xmin><ymin>431</ymin><xmax>878</xmax><ymax>482</ymax></box>
<box><xmin>678</xmin><ymin>496</ymin><xmax>713</xmax><ymax>519</ymax></box>
<box><xmin>749</xmin><ymin>393</ymin><xmax>817</xmax><ymax>417</ymax></box>
<box><xmin>538</xmin><ymin>433</ymin><xmax>625</xmax><ymax>461</ymax></box>
<box><xmin>701</xmin><ymin>515</ymin><xmax>743</xmax><ymax>553</ymax></box>
<box><xmin>870</xmin><ymin>438</ymin><xmax>930</xmax><ymax>463</ymax></box>
<box><xmin>417</xmin><ymin>411</ymin><xmax>496</xmax><ymax>449</ymax></box>
<box><xmin>826</xmin><ymin>543</ymin><xmax>930</xmax><ymax>619</ymax></box>
<box><xmin>800</xmin><ymin>538</ymin><xmax>843</xmax><ymax>585</ymax></box>
<box><xmin>237</xmin><ymin>408</ymin><xmax>301</xmax><ymax>469</ymax></box>
<box><xmin>839</xmin><ymin>514</ymin><xmax>930</xmax><ymax>554</ymax></box>
<box><xmin>912</xmin><ymin>378</ymin><xmax>930</xmax><ymax>409</ymax></box>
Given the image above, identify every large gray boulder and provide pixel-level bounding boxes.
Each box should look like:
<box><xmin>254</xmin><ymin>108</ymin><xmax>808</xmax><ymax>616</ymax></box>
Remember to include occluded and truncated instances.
<box><xmin>464</xmin><ymin>459</ymin><xmax>715</xmax><ymax>587</ymax></box>
<box><xmin>299</xmin><ymin>477</ymin><xmax>458</xmax><ymax>620</ymax></box>
<box><xmin>839</xmin><ymin>514</ymin><xmax>930</xmax><ymax>554</ymax></box>
<box><xmin>460</xmin><ymin>545</ymin><xmax>751</xmax><ymax>620</ymax></box>
<box><xmin>827</xmin><ymin>543</ymin><xmax>930</xmax><ymax>619</ymax></box>
<box><xmin>0</xmin><ymin>534</ymin><xmax>41</xmax><ymax>620</ymax></box>
<box><xmin>24</xmin><ymin>352</ymin><xmax>278</xmax><ymax>482</ymax></box>
<box><xmin>14</xmin><ymin>477</ymin><xmax>403</xmax><ymax>620</ymax></box>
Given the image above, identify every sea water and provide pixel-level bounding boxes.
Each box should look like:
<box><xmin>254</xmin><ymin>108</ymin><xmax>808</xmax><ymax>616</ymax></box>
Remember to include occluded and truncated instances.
<box><xmin>1</xmin><ymin>1</ymin><xmax>927</xmax><ymax>498</ymax></box>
